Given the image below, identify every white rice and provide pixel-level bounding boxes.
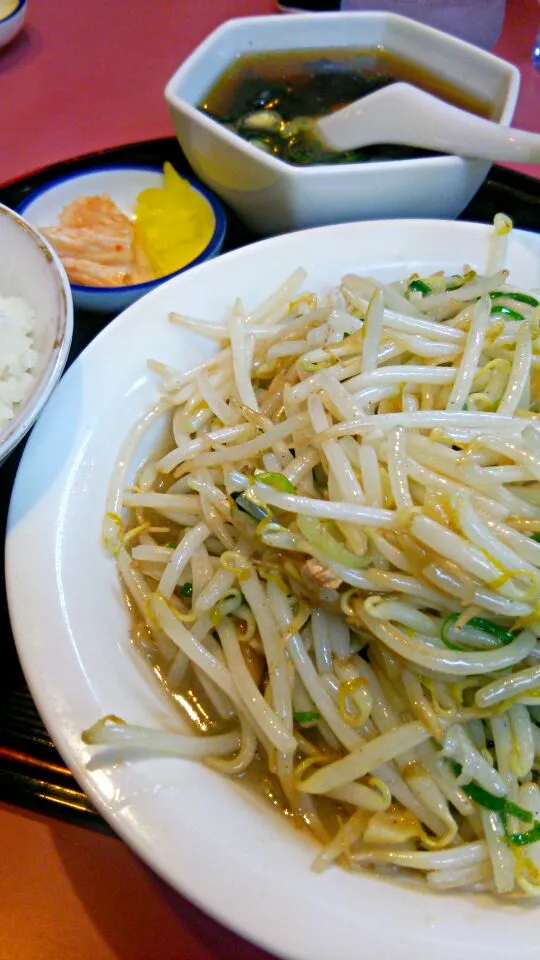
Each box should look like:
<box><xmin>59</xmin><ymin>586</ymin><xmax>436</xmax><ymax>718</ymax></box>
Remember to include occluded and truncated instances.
<box><xmin>0</xmin><ymin>296</ymin><xmax>38</xmax><ymax>431</ymax></box>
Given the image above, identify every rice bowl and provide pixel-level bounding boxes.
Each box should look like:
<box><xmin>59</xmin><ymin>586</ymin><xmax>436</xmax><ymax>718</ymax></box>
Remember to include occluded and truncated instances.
<box><xmin>0</xmin><ymin>203</ymin><xmax>73</xmax><ymax>464</ymax></box>
<box><xmin>0</xmin><ymin>296</ymin><xmax>38</xmax><ymax>431</ymax></box>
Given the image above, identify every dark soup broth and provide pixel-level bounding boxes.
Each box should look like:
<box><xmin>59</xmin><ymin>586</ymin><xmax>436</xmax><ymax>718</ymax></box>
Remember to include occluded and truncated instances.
<box><xmin>199</xmin><ymin>47</ymin><xmax>494</xmax><ymax>166</ymax></box>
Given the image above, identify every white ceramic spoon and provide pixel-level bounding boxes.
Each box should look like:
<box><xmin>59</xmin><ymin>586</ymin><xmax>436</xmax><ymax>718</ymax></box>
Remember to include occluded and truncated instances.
<box><xmin>315</xmin><ymin>82</ymin><xmax>540</xmax><ymax>163</ymax></box>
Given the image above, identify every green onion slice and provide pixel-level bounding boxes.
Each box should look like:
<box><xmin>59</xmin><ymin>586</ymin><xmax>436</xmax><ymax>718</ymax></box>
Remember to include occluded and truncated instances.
<box><xmin>505</xmin><ymin>800</ymin><xmax>534</xmax><ymax>823</ymax></box>
<box><xmin>441</xmin><ymin>614</ymin><xmax>515</xmax><ymax>651</ymax></box>
<box><xmin>408</xmin><ymin>279</ymin><xmax>431</xmax><ymax>295</ymax></box>
<box><xmin>445</xmin><ymin>271</ymin><xmax>476</xmax><ymax>291</ymax></box>
<box><xmin>465</xmin><ymin>782</ymin><xmax>506</xmax><ymax>812</ymax></box>
<box><xmin>255</xmin><ymin>471</ymin><xmax>295</xmax><ymax>494</ymax></box>
<box><xmin>451</xmin><ymin>763</ymin><xmax>507</xmax><ymax>812</ymax></box>
<box><xmin>445</xmin><ymin>274</ymin><xmax>465</xmax><ymax>291</ymax></box>
<box><xmin>489</xmin><ymin>291</ymin><xmax>539</xmax><ymax>308</ymax></box>
<box><xmin>180</xmin><ymin>581</ymin><xmax>193</xmax><ymax>598</ymax></box>
<box><xmin>505</xmin><ymin>823</ymin><xmax>540</xmax><ymax>846</ymax></box>
<box><xmin>297</xmin><ymin>515</ymin><xmax>371</xmax><ymax>571</ymax></box>
<box><xmin>293</xmin><ymin>711</ymin><xmax>321</xmax><ymax>725</ymax></box>
<box><xmin>489</xmin><ymin>304</ymin><xmax>525</xmax><ymax>321</ymax></box>
<box><xmin>451</xmin><ymin>763</ymin><xmax>536</xmax><ymax>832</ymax></box>
<box><xmin>231</xmin><ymin>491</ymin><xmax>271</xmax><ymax>523</ymax></box>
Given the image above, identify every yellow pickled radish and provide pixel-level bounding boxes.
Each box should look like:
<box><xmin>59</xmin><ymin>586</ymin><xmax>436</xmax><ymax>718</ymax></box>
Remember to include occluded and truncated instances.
<box><xmin>134</xmin><ymin>163</ymin><xmax>215</xmax><ymax>277</ymax></box>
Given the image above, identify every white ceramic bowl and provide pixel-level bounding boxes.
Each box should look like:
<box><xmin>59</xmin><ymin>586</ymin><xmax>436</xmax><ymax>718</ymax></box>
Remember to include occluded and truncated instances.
<box><xmin>18</xmin><ymin>165</ymin><xmax>228</xmax><ymax>314</ymax></box>
<box><xmin>165</xmin><ymin>12</ymin><xmax>520</xmax><ymax>235</ymax></box>
<box><xmin>0</xmin><ymin>0</ymin><xmax>26</xmax><ymax>50</ymax></box>
<box><xmin>0</xmin><ymin>204</ymin><xmax>73</xmax><ymax>465</ymax></box>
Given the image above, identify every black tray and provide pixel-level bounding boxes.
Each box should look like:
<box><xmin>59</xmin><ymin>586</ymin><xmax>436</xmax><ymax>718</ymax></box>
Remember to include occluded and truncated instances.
<box><xmin>0</xmin><ymin>137</ymin><xmax>539</xmax><ymax>830</ymax></box>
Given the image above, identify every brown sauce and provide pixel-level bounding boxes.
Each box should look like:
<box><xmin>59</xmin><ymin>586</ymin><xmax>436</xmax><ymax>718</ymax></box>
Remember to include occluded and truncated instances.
<box><xmin>127</xmin><ymin>595</ymin><xmax>344</xmax><ymax>839</ymax></box>
<box><xmin>199</xmin><ymin>46</ymin><xmax>494</xmax><ymax>166</ymax></box>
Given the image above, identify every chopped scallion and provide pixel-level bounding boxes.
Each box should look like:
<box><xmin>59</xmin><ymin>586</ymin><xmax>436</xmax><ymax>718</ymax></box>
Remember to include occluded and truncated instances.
<box><xmin>255</xmin><ymin>471</ymin><xmax>295</xmax><ymax>494</ymax></box>
<box><xmin>293</xmin><ymin>711</ymin><xmax>321</xmax><ymax>725</ymax></box>
<box><xmin>441</xmin><ymin>613</ymin><xmax>515</xmax><ymax>651</ymax></box>
<box><xmin>445</xmin><ymin>274</ymin><xmax>465</xmax><ymax>291</ymax></box>
<box><xmin>505</xmin><ymin>800</ymin><xmax>534</xmax><ymax>823</ymax></box>
<box><xmin>408</xmin><ymin>279</ymin><xmax>431</xmax><ymax>295</ymax></box>
<box><xmin>505</xmin><ymin>823</ymin><xmax>540</xmax><ymax>846</ymax></box>
<box><xmin>450</xmin><ymin>763</ymin><xmax>506</xmax><ymax>812</ymax></box>
<box><xmin>489</xmin><ymin>291</ymin><xmax>539</xmax><ymax>308</ymax></box>
<box><xmin>297</xmin><ymin>514</ymin><xmax>371</xmax><ymax>570</ymax></box>
<box><xmin>489</xmin><ymin>305</ymin><xmax>525</xmax><ymax>321</ymax></box>
<box><xmin>231</xmin><ymin>491</ymin><xmax>271</xmax><ymax>523</ymax></box>
<box><xmin>451</xmin><ymin>763</ymin><xmax>537</xmax><ymax>835</ymax></box>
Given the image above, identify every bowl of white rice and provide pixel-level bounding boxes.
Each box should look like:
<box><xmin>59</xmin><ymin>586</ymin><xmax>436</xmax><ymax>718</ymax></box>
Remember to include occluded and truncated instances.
<box><xmin>0</xmin><ymin>203</ymin><xmax>73</xmax><ymax>464</ymax></box>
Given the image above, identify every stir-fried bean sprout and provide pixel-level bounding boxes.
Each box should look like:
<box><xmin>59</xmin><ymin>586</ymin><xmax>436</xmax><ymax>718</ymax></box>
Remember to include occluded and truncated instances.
<box><xmin>85</xmin><ymin>218</ymin><xmax>540</xmax><ymax>897</ymax></box>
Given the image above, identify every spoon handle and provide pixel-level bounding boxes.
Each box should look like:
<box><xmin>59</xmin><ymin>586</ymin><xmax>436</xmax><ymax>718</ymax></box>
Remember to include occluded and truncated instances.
<box><xmin>317</xmin><ymin>83</ymin><xmax>540</xmax><ymax>163</ymax></box>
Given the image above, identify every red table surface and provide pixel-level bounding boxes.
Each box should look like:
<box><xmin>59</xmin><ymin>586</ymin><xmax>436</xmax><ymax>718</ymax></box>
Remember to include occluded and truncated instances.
<box><xmin>0</xmin><ymin>2</ymin><xmax>539</xmax><ymax>959</ymax></box>
<box><xmin>0</xmin><ymin>0</ymin><xmax>539</xmax><ymax>186</ymax></box>
<box><xmin>0</xmin><ymin>802</ymin><xmax>274</xmax><ymax>960</ymax></box>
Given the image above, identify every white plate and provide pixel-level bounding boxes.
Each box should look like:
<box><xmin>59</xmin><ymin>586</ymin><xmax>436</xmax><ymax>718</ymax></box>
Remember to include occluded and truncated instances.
<box><xmin>6</xmin><ymin>219</ymin><xmax>540</xmax><ymax>960</ymax></box>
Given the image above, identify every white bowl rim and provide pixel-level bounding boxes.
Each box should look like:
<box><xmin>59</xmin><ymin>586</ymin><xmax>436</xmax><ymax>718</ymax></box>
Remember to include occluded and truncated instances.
<box><xmin>165</xmin><ymin>10</ymin><xmax>521</xmax><ymax>178</ymax></box>
<box><xmin>17</xmin><ymin>163</ymin><xmax>228</xmax><ymax>296</ymax></box>
<box><xmin>0</xmin><ymin>204</ymin><xmax>73</xmax><ymax>461</ymax></box>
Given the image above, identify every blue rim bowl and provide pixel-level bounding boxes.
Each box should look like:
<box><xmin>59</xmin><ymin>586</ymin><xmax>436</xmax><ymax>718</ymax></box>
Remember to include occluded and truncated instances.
<box><xmin>1</xmin><ymin>0</ymin><xmax>26</xmax><ymax>25</ymax></box>
<box><xmin>17</xmin><ymin>164</ymin><xmax>228</xmax><ymax>309</ymax></box>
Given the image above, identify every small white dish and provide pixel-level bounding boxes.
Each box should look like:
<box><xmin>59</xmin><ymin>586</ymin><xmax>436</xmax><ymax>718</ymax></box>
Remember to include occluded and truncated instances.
<box><xmin>18</xmin><ymin>165</ymin><xmax>227</xmax><ymax>314</ymax></box>
<box><xmin>6</xmin><ymin>219</ymin><xmax>540</xmax><ymax>960</ymax></box>
<box><xmin>165</xmin><ymin>12</ymin><xmax>520</xmax><ymax>235</ymax></box>
<box><xmin>0</xmin><ymin>203</ymin><xmax>72</xmax><ymax>465</ymax></box>
<box><xmin>0</xmin><ymin>0</ymin><xmax>26</xmax><ymax>50</ymax></box>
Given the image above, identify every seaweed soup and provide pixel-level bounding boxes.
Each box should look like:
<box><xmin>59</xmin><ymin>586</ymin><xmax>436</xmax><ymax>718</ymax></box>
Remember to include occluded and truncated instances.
<box><xmin>199</xmin><ymin>47</ymin><xmax>494</xmax><ymax>166</ymax></box>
